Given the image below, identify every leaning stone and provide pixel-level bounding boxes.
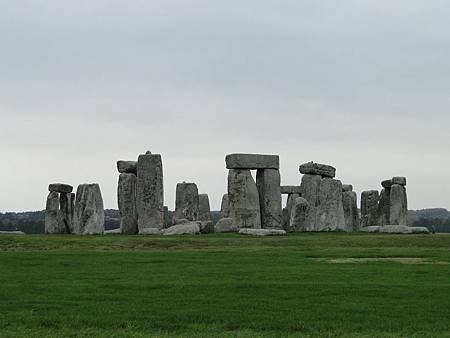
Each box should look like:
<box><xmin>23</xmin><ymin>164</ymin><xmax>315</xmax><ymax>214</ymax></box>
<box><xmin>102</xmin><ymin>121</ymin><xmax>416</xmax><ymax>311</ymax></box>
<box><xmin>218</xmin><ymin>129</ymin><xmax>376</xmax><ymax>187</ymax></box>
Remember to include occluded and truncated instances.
<box><xmin>392</xmin><ymin>177</ymin><xmax>407</xmax><ymax>186</ymax></box>
<box><xmin>315</xmin><ymin>178</ymin><xmax>346</xmax><ymax>231</ymax></box>
<box><xmin>360</xmin><ymin>226</ymin><xmax>381</xmax><ymax>233</ymax></box>
<box><xmin>377</xmin><ymin>188</ymin><xmax>391</xmax><ymax>226</ymax></box>
<box><xmin>342</xmin><ymin>191</ymin><xmax>359</xmax><ymax>231</ymax></box>
<box><xmin>73</xmin><ymin>184</ymin><xmax>105</xmax><ymax>235</ymax></box>
<box><xmin>299</xmin><ymin>162</ymin><xmax>336</xmax><ymax>178</ymax></box>
<box><xmin>299</xmin><ymin>174</ymin><xmax>322</xmax><ymax>231</ymax></box>
<box><xmin>381</xmin><ymin>179</ymin><xmax>393</xmax><ymax>189</ymax></box>
<box><xmin>342</xmin><ymin>184</ymin><xmax>353</xmax><ymax>192</ymax></box>
<box><xmin>256</xmin><ymin>169</ymin><xmax>282</xmax><ymax>229</ymax></box>
<box><xmin>199</xmin><ymin>221</ymin><xmax>214</xmax><ymax>234</ymax></box>
<box><xmin>117</xmin><ymin>160</ymin><xmax>137</xmax><ymax>175</ymax></box>
<box><xmin>239</xmin><ymin>228</ymin><xmax>286</xmax><ymax>236</ymax></box>
<box><xmin>228</xmin><ymin>169</ymin><xmax>261</xmax><ymax>229</ymax></box>
<box><xmin>118</xmin><ymin>173</ymin><xmax>138</xmax><ymax>235</ymax></box>
<box><xmin>45</xmin><ymin>191</ymin><xmax>63</xmax><ymax>234</ymax></box>
<box><xmin>198</xmin><ymin>194</ymin><xmax>211</xmax><ymax>221</ymax></box>
<box><xmin>290</xmin><ymin>197</ymin><xmax>310</xmax><ymax>232</ymax></box>
<box><xmin>214</xmin><ymin>218</ymin><xmax>238</xmax><ymax>233</ymax></box>
<box><xmin>59</xmin><ymin>192</ymin><xmax>75</xmax><ymax>234</ymax></box>
<box><xmin>361</xmin><ymin>190</ymin><xmax>379</xmax><ymax>227</ymax></box>
<box><xmin>136</xmin><ymin>153</ymin><xmax>164</xmax><ymax>231</ymax></box>
<box><xmin>390</xmin><ymin>184</ymin><xmax>408</xmax><ymax>226</ymax></box>
<box><xmin>49</xmin><ymin>183</ymin><xmax>73</xmax><ymax>194</ymax></box>
<box><xmin>173</xmin><ymin>182</ymin><xmax>199</xmax><ymax>221</ymax></box>
<box><xmin>139</xmin><ymin>228</ymin><xmax>162</xmax><ymax>235</ymax></box>
<box><xmin>280</xmin><ymin>186</ymin><xmax>302</xmax><ymax>195</ymax></box>
<box><xmin>226</xmin><ymin>154</ymin><xmax>279</xmax><ymax>169</ymax></box>
<box><xmin>163</xmin><ymin>222</ymin><xmax>200</xmax><ymax>235</ymax></box>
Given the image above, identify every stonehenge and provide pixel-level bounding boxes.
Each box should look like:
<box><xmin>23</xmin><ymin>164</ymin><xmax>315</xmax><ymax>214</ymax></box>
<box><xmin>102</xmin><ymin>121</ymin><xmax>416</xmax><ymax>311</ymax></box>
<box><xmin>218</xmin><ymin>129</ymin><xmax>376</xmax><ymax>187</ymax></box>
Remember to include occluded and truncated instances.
<box><xmin>118</xmin><ymin>173</ymin><xmax>138</xmax><ymax>234</ymax></box>
<box><xmin>256</xmin><ymin>169</ymin><xmax>282</xmax><ymax>229</ymax></box>
<box><xmin>174</xmin><ymin>182</ymin><xmax>199</xmax><ymax>222</ymax></box>
<box><xmin>342</xmin><ymin>185</ymin><xmax>359</xmax><ymax>231</ymax></box>
<box><xmin>198</xmin><ymin>194</ymin><xmax>211</xmax><ymax>221</ymax></box>
<box><xmin>289</xmin><ymin>197</ymin><xmax>310</xmax><ymax>231</ymax></box>
<box><xmin>45</xmin><ymin>184</ymin><xmax>75</xmax><ymax>234</ymax></box>
<box><xmin>361</xmin><ymin>190</ymin><xmax>380</xmax><ymax>228</ymax></box>
<box><xmin>220</xmin><ymin>194</ymin><xmax>230</xmax><ymax>218</ymax></box>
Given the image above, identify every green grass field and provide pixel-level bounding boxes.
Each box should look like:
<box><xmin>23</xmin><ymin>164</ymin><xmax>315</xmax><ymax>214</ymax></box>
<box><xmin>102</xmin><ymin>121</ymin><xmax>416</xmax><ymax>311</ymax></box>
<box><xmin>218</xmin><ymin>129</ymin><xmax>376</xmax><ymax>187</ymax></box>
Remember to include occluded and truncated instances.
<box><xmin>1</xmin><ymin>233</ymin><xmax>449</xmax><ymax>337</ymax></box>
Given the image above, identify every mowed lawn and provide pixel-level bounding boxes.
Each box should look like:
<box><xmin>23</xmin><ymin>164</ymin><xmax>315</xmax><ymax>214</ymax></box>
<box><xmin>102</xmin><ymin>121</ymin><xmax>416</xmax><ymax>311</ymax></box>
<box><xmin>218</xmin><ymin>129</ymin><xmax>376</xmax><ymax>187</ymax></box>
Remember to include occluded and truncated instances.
<box><xmin>0</xmin><ymin>233</ymin><xmax>450</xmax><ymax>337</ymax></box>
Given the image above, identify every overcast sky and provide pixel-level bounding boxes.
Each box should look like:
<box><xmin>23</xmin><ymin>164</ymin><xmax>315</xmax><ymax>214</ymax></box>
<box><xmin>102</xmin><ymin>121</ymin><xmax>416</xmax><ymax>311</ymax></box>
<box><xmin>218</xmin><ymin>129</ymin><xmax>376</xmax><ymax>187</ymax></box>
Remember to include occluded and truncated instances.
<box><xmin>1</xmin><ymin>0</ymin><xmax>449</xmax><ymax>212</ymax></box>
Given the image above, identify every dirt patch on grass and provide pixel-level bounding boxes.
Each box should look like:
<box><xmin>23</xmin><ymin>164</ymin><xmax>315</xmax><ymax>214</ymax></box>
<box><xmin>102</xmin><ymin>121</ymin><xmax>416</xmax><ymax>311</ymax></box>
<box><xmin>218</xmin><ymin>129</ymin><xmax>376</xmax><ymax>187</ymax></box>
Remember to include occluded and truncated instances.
<box><xmin>313</xmin><ymin>257</ymin><xmax>450</xmax><ymax>265</ymax></box>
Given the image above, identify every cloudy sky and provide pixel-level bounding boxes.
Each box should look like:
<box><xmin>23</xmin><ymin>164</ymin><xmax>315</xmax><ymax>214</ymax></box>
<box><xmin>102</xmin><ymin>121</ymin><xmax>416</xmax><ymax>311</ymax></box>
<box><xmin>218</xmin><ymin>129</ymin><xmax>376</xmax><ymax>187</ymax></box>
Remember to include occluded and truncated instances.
<box><xmin>1</xmin><ymin>0</ymin><xmax>449</xmax><ymax>212</ymax></box>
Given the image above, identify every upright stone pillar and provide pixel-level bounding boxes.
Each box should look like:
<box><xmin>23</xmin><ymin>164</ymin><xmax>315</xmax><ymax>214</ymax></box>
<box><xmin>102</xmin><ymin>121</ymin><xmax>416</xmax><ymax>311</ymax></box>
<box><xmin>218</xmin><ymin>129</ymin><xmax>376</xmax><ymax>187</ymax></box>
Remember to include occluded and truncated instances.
<box><xmin>45</xmin><ymin>192</ymin><xmax>62</xmax><ymax>234</ymax></box>
<box><xmin>59</xmin><ymin>192</ymin><xmax>75</xmax><ymax>234</ymax></box>
<box><xmin>118</xmin><ymin>173</ymin><xmax>138</xmax><ymax>234</ymax></box>
<box><xmin>136</xmin><ymin>152</ymin><xmax>164</xmax><ymax>231</ymax></box>
<box><xmin>198</xmin><ymin>194</ymin><xmax>211</xmax><ymax>221</ymax></box>
<box><xmin>173</xmin><ymin>182</ymin><xmax>199</xmax><ymax>222</ymax></box>
<box><xmin>361</xmin><ymin>190</ymin><xmax>379</xmax><ymax>227</ymax></box>
<box><xmin>289</xmin><ymin>197</ymin><xmax>310</xmax><ymax>231</ymax></box>
<box><xmin>390</xmin><ymin>184</ymin><xmax>408</xmax><ymax>226</ymax></box>
<box><xmin>256</xmin><ymin>169</ymin><xmax>282</xmax><ymax>229</ymax></box>
<box><xmin>220</xmin><ymin>194</ymin><xmax>230</xmax><ymax>218</ymax></box>
<box><xmin>299</xmin><ymin>174</ymin><xmax>322</xmax><ymax>231</ymax></box>
<box><xmin>315</xmin><ymin>178</ymin><xmax>346</xmax><ymax>231</ymax></box>
<box><xmin>342</xmin><ymin>189</ymin><xmax>359</xmax><ymax>231</ymax></box>
<box><xmin>228</xmin><ymin>169</ymin><xmax>261</xmax><ymax>229</ymax></box>
<box><xmin>73</xmin><ymin>184</ymin><xmax>105</xmax><ymax>235</ymax></box>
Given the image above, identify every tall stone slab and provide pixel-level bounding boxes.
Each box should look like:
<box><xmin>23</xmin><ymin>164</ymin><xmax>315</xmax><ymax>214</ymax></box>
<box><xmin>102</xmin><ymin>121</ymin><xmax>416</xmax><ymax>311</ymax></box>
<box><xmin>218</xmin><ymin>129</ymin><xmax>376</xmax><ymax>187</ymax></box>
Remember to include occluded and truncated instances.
<box><xmin>228</xmin><ymin>169</ymin><xmax>261</xmax><ymax>229</ymax></box>
<box><xmin>198</xmin><ymin>194</ymin><xmax>211</xmax><ymax>221</ymax></box>
<box><xmin>173</xmin><ymin>182</ymin><xmax>199</xmax><ymax>222</ymax></box>
<box><xmin>256</xmin><ymin>169</ymin><xmax>282</xmax><ymax>229</ymax></box>
<box><xmin>45</xmin><ymin>191</ymin><xmax>63</xmax><ymax>234</ymax></box>
<box><xmin>390</xmin><ymin>184</ymin><xmax>408</xmax><ymax>226</ymax></box>
<box><xmin>118</xmin><ymin>173</ymin><xmax>138</xmax><ymax>234</ymax></box>
<box><xmin>289</xmin><ymin>197</ymin><xmax>310</xmax><ymax>232</ymax></box>
<box><xmin>299</xmin><ymin>174</ymin><xmax>322</xmax><ymax>231</ymax></box>
<box><xmin>315</xmin><ymin>178</ymin><xmax>346</xmax><ymax>231</ymax></box>
<box><xmin>220</xmin><ymin>194</ymin><xmax>230</xmax><ymax>218</ymax></box>
<box><xmin>136</xmin><ymin>153</ymin><xmax>164</xmax><ymax>231</ymax></box>
<box><xmin>361</xmin><ymin>190</ymin><xmax>379</xmax><ymax>227</ymax></box>
<box><xmin>378</xmin><ymin>188</ymin><xmax>391</xmax><ymax>226</ymax></box>
<box><xmin>59</xmin><ymin>192</ymin><xmax>75</xmax><ymax>234</ymax></box>
<box><xmin>342</xmin><ymin>191</ymin><xmax>359</xmax><ymax>231</ymax></box>
<box><xmin>73</xmin><ymin>184</ymin><xmax>105</xmax><ymax>235</ymax></box>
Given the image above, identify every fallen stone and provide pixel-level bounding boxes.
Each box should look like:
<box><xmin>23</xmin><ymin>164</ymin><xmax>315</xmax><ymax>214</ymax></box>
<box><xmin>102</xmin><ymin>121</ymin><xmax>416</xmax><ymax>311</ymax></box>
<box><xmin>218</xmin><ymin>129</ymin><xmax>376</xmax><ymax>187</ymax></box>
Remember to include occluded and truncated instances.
<box><xmin>139</xmin><ymin>228</ymin><xmax>162</xmax><ymax>235</ymax></box>
<box><xmin>342</xmin><ymin>191</ymin><xmax>359</xmax><ymax>231</ymax></box>
<box><xmin>226</xmin><ymin>153</ymin><xmax>279</xmax><ymax>169</ymax></box>
<box><xmin>299</xmin><ymin>162</ymin><xmax>336</xmax><ymax>178</ymax></box>
<box><xmin>315</xmin><ymin>178</ymin><xmax>346</xmax><ymax>231</ymax></box>
<box><xmin>199</xmin><ymin>220</ymin><xmax>214</xmax><ymax>234</ymax></box>
<box><xmin>342</xmin><ymin>184</ymin><xmax>353</xmax><ymax>192</ymax></box>
<box><xmin>392</xmin><ymin>177</ymin><xmax>407</xmax><ymax>186</ymax></box>
<box><xmin>104</xmin><ymin>228</ymin><xmax>121</xmax><ymax>234</ymax></box>
<box><xmin>118</xmin><ymin>173</ymin><xmax>138</xmax><ymax>235</ymax></box>
<box><xmin>163</xmin><ymin>222</ymin><xmax>200</xmax><ymax>235</ymax></box>
<box><xmin>379</xmin><ymin>225</ymin><xmax>429</xmax><ymax>234</ymax></box>
<box><xmin>360</xmin><ymin>226</ymin><xmax>381</xmax><ymax>233</ymax></box>
<box><xmin>73</xmin><ymin>184</ymin><xmax>105</xmax><ymax>235</ymax></box>
<box><xmin>289</xmin><ymin>197</ymin><xmax>310</xmax><ymax>232</ymax></box>
<box><xmin>299</xmin><ymin>174</ymin><xmax>322</xmax><ymax>231</ymax></box>
<box><xmin>136</xmin><ymin>153</ymin><xmax>164</xmax><ymax>231</ymax></box>
<box><xmin>381</xmin><ymin>179</ymin><xmax>393</xmax><ymax>189</ymax></box>
<box><xmin>220</xmin><ymin>194</ymin><xmax>230</xmax><ymax>218</ymax></box>
<box><xmin>117</xmin><ymin>160</ymin><xmax>138</xmax><ymax>175</ymax></box>
<box><xmin>0</xmin><ymin>231</ymin><xmax>26</xmax><ymax>235</ymax></box>
<box><xmin>173</xmin><ymin>182</ymin><xmax>199</xmax><ymax>222</ymax></box>
<box><xmin>361</xmin><ymin>190</ymin><xmax>379</xmax><ymax>227</ymax></box>
<box><xmin>239</xmin><ymin>228</ymin><xmax>286</xmax><ymax>236</ymax></box>
<box><xmin>228</xmin><ymin>169</ymin><xmax>261</xmax><ymax>229</ymax></box>
<box><xmin>173</xmin><ymin>218</ymin><xmax>190</xmax><ymax>225</ymax></box>
<box><xmin>214</xmin><ymin>218</ymin><xmax>238</xmax><ymax>233</ymax></box>
<box><xmin>45</xmin><ymin>191</ymin><xmax>64</xmax><ymax>234</ymax></box>
<box><xmin>390</xmin><ymin>184</ymin><xmax>408</xmax><ymax>226</ymax></box>
<box><xmin>198</xmin><ymin>194</ymin><xmax>211</xmax><ymax>221</ymax></box>
<box><xmin>280</xmin><ymin>186</ymin><xmax>302</xmax><ymax>195</ymax></box>
<box><xmin>48</xmin><ymin>183</ymin><xmax>73</xmax><ymax>194</ymax></box>
<box><xmin>377</xmin><ymin>188</ymin><xmax>391</xmax><ymax>226</ymax></box>
<box><xmin>59</xmin><ymin>192</ymin><xmax>75</xmax><ymax>234</ymax></box>
<box><xmin>256</xmin><ymin>169</ymin><xmax>282</xmax><ymax>229</ymax></box>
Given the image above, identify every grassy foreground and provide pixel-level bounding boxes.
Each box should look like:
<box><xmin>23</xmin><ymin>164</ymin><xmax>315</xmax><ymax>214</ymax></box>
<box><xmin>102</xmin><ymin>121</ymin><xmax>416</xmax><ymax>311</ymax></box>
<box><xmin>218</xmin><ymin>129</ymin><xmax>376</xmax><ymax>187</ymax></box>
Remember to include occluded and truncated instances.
<box><xmin>0</xmin><ymin>233</ymin><xmax>449</xmax><ymax>338</ymax></box>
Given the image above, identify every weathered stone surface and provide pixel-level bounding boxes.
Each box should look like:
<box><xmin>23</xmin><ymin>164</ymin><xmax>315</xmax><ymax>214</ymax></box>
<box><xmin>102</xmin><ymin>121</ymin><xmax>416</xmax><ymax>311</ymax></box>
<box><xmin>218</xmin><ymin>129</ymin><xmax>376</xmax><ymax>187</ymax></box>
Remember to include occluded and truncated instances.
<box><xmin>220</xmin><ymin>194</ymin><xmax>230</xmax><ymax>218</ymax></box>
<box><xmin>117</xmin><ymin>160</ymin><xmax>137</xmax><ymax>175</ymax></box>
<box><xmin>198</xmin><ymin>194</ymin><xmax>211</xmax><ymax>221</ymax></box>
<box><xmin>377</xmin><ymin>188</ymin><xmax>391</xmax><ymax>226</ymax></box>
<box><xmin>285</xmin><ymin>193</ymin><xmax>301</xmax><ymax>228</ymax></box>
<box><xmin>0</xmin><ymin>231</ymin><xmax>25</xmax><ymax>235</ymax></box>
<box><xmin>282</xmin><ymin>208</ymin><xmax>290</xmax><ymax>231</ymax></box>
<box><xmin>379</xmin><ymin>225</ymin><xmax>429</xmax><ymax>234</ymax></box>
<box><xmin>199</xmin><ymin>220</ymin><xmax>214</xmax><ymax>234</ymax></box>
<box><xmin>392</xmin><ymin>177</ymin><xmax>407</xmax><ymax>186</ymax></box>
<box><xmin>163</xmin><ymin>206</ymin><xmax>172</xmax><ymax>228</ymax></box>
<box><xmin>360</xmin><ymin>226</ymin><xmax>381</xmax><ymax>233</ymax></box>
<box><xmin>49</xmin><ymin>183</ymin><xmax>73</xmax><ymax>194</ymax></box>
<box><xmin>342</xmin><ymin>191</ymin><xmax>359</xmax><ymax>231</ymax></box>
<box><xmin>289</xmin><ymin>197</ymin><xmax>310</xmax><ymax>231</ymax></box>
<box><xmin>315</xmin><ymin>178</ymin><xmax>346</xmax><ymax>231</ymax></box>
<box><xmin>239</xmin><ymin>228</ymin><xmax>286</xmax><ymax>236</ymax></box>
<box><xmin>59</xmin><ymin>192</ymin><xmax>75</xmax><ymax>234</ymax></box>
<box><xmin>390</xmin><ymin>184</ymin><xmax>408</xmax><ymax>226</ymax></box>
<box><xmin>104</xmin><ymin>228</ymin><xmax>121</xmax><ymax>234</ymax></box>
<box><xmin>299</xmin><ymin>174</ymin><xmax>322</xmax><ymax>231</ymax></box>
<box><xmin>342</xmin><ymin>184</ymin><xmax>353</xmax><ymax>192</ymax></box>
<box><xmin>118</xmin><ymin>173</ymin><xmax>138</xmax><ymax>235</ymax></box>
<box><xmin>214</xmin><ymin>218</ymin><xmax>238</xmax><ymax>233</ymax></box>
<box><xmin>280</xmin><ymin>186</ymin><xmax>302</xmax><ymax>195</ymax></box>
<box><xmin>381</xmin><ymin>179</ymin><xmax>393</xmax><ymax>189</ymax></box>
<box><xmin>173</xmin><ymin>218</ymin><xmax>190</xmax><ymax>225</ymax></box>
<box><xmin>361</xmin><ymin>190</ymin><xmax>379</xmax><ymax>227</ymax></box>
<box><xmin>228</xmin><ymin>169</ymin><xmax>261</xmax><ymax>229</ymax></box>
<box><xmin>139</xmin><ymin>228</ymin><xmax>162</xmax><ymax>235</ymax></box>
<box><xmin>226</xmin><ymin>154</ymin><xmax>279</xmax><ymax>169</ymax></box>
<box><xmin>299</xmin><ymin>162</ymin><xmax>336</xmax><ymax>178</ymax></box>
<box><xmin>136</xmin><ymin>153</ymin><xmax>164</xmax><ymax>231</ymax></box>
<box><xmin>173</xmin><ymin>182</ymin><xmax>199</xmax><ymax>222</ymax></box>
<box><xmin>45</xmin><ymin>192</ymin><xmax>63</xmax><ymax>234</ymax></box>
<box><xmin>163</xmin><ymin>222</ymin><xmax>200</xmax><ymax>235</ymax></box>
<box><xmin>256</xmin><ymin>169</ymin><xmax>282</xmax><ymax>229</ymax></box>
<box><xmin>73</xmin><ymin>184</ymin><xmax>105</xmax><ymax>235</ymax></box>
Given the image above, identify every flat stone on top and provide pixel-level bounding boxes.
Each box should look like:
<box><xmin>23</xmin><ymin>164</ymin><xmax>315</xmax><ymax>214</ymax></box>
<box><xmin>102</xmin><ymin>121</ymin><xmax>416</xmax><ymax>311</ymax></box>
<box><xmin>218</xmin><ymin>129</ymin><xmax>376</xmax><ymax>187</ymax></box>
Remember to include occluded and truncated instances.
<box><xmin>280</xmin><ymin>186</ymin><xmax>302</xmax><ymax>195</ymax></box>
<box><xmin>342</xmin><ymin>184</ymin><xmax>353</xmax><ymax>192</ymax></box>
<box><xmin>392</xmin><ymin>177</ymin><xmax>407</xmax><ymax>186</ymax></box>
<box><xmin>49</xmin><ymin>183</ymin><xmax>73</xmax><ymax>193</ymax></box>
<box><xmin>117</xmin><ymin>161</ymin><xmax>137</xmax><ymax>174</ymax></box>
<box><xmin>381</xmin><ymin>179</ymin><xmax>393</xmax><ymax>189</ymax></box>
<box><xmin>299</xmin><ymin>162</ymin><xmax>336</xmax><ymax>178</ymax></box>
<box><xmin>226</xmin><ymin>154</ymin><xmax>279</xmax><ymax>170</ymax></box>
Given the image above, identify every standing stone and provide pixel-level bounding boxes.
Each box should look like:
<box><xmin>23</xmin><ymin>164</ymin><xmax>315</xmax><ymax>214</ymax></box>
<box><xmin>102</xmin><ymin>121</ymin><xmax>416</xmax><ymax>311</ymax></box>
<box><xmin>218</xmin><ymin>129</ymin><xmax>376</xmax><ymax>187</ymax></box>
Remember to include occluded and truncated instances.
<box><xmin>289</xmin><ymin>197</ymin><xmax>310</xmax><ymax>231</ymax></box>
<box><xmin>163</xmin><ymin>206</ymin><xmax>172</xmax><ymax>228</ymax></box>
<box><xmin>118</xmin><ymin>173</ymin><xmax>138</xmax><ymax>234</ymax></box>
<box><xmin>45</xmin><ymin>192</ymin><xmax>63</xmax><ymax>234</ymax></box>
<box><xmin>361</xmin><ymin>190</ymin><xmax>379</xmax><ymax>227</ymax></box>
<box><xmin>73</xmin><ymin>184</ymin><xmax>105</xmax><ymax>235</ymax></box>
<box><xmin>173</xmin><ymin>182</ymin><xmax>199</xmax><ymax>222</ymax></box>
<box><xmin>136</xmin><ymin>153</ymin><xmax>164</xmax><ymax>231</ymax></box>
<box><xmin>228</xmin><ymin>169</ymin><xmax>261</xmax><ymax>229</ymax></box>
<box><xmin>378</xmin><ymin>188</ymin><xmax>391</xmax><ymax>226</ymax></box>
<box><xmin>282</xmin><ymin>208</ymin><xmax>290</xmax><ymax>231</ymax></box>
<box><xmin>220</xmin><ymin>194</ymin><xmax>230</xmax><ymax>218</ymax></box>
<box><xmin>342</xmin><ymin>191</ymin><xmax>359</xmax><ymax>231</ymax></box>
<box><xmin>390</xmin><ymin>184</ymin><xmax>408</xmax><ymax>226</ymax></box>
<box><xmin>59</xmin><ymin>192</ymin><xmax>75</xmax><ymax>234</ymax></box>
<box><xmin>315</xmin><ymin>178</ymin><xmax>346</xmax><ymax>231</ymax></box>
<box><xmin>299</xmin><ymin>174</ymin><xmax>322</xmax><ymax>231</ymax></box>
<box><xmin>198</xmin><ymin>194</ymin><xmax>211</xmax><ymax>221</ymax></box>
<box><xmin>256</xmin><ymin>169</ymin><xmax>282</xmax><ymax>229</ymax></box>
<box><xmin>285</xmin><ymin>193</ymin><xmax>300</xmax><ymax>229</ymax></box>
